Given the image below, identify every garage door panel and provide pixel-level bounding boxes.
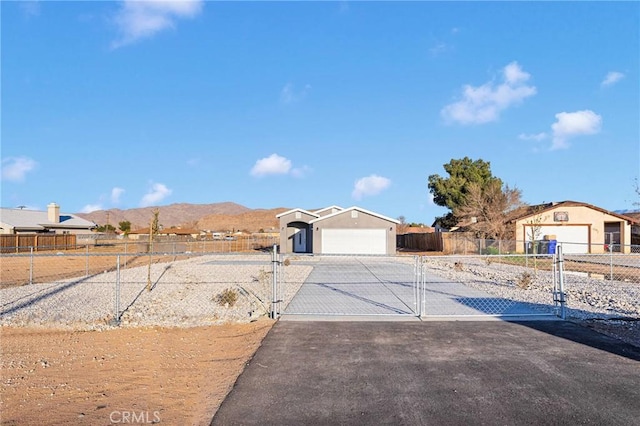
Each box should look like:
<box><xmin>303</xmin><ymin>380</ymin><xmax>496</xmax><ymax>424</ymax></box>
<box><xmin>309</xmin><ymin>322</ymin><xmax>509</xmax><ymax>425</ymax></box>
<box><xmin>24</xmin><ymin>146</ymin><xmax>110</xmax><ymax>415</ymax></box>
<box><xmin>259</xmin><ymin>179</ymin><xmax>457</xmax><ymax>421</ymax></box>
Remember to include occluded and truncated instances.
<box><xmin>322</xmin><ymin>229</ymin><xmax>386</xmax><ymax>255</ymax></box>
<box><xmin>528</xmin><ymin>226</ymin><xmax>589</xmax><ymax>254</ymax></box>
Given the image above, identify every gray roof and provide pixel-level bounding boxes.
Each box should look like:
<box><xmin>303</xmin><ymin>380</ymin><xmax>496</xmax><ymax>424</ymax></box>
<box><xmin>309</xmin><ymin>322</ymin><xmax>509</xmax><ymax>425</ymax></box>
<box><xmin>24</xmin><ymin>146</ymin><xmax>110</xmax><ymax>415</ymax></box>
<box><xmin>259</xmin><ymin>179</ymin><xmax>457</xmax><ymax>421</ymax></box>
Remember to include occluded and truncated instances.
<box><xmin>0</xmin><ymin>208</ymin><xmax>97</xmax><ymax>231</ymax></box>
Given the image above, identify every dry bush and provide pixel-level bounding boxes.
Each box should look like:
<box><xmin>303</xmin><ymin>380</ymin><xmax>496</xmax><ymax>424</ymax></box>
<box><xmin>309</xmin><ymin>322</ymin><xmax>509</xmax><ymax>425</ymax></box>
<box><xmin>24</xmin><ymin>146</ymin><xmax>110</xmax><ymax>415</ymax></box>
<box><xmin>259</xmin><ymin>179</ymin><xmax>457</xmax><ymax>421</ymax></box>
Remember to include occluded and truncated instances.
<box><xmin>215</xmin><ymin>288</ymin><xmax>239</xmax><ymax>307</ymax></box>
<box><xmin>517</xmin><ymin>272</ymin><xmax>533</xmax><ymax>289</ymax></box>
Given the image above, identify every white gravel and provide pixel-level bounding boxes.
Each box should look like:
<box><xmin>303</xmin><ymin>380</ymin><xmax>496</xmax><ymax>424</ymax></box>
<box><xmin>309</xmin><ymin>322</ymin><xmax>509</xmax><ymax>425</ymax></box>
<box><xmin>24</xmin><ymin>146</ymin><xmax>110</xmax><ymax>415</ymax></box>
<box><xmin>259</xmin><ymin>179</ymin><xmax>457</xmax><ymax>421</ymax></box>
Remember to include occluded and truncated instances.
<box><xmin>423</xmin><ymin>256</ymin><xmax>640</xmax><ymax>321</ymax></box>
<box><xmin>0</xmin><ymin>254</ymin><xmax>312</xmax><ymax>330</ymax></box>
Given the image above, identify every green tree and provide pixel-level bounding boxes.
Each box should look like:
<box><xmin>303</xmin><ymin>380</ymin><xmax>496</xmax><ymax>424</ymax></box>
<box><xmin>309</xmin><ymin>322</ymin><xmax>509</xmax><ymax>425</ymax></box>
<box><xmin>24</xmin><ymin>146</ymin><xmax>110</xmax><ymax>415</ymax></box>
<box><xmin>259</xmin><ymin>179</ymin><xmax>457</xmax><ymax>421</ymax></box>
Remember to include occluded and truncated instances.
<box><xmin>96</xmin><ymin>224</ymin><xmax>116</xmax><ymax>233</ymax></box>
<box><xmin>118</xmin><ymin>220</ymin><xmax>131</xmax><ymax>235</ymax></box>
<box><xmin>428</xmin><ymin>157</ymin><xmax>502</xmax><ymax>229</ymax></box>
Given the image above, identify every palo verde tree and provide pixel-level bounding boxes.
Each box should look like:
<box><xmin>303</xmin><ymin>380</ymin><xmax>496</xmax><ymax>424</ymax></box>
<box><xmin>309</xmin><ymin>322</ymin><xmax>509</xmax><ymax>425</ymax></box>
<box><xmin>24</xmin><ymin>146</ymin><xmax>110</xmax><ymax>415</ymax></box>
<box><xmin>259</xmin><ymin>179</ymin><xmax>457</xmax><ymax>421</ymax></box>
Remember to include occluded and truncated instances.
<box><xmin>427</xmin><ymin>157</ymin><xmax>503</xmax><ymax>229</ymax></box>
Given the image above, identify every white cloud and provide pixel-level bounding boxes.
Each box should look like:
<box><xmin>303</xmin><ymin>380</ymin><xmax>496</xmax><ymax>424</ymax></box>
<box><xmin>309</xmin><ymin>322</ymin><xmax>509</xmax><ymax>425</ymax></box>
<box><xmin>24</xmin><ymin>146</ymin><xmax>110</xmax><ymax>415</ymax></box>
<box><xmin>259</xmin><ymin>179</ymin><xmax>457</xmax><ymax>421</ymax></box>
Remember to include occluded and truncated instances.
<box><xmin>140</xmin><ymin>182</ymin><xmax>172</xmax><ymax>207</ymax></box>
<box><xmin>111</xmin><ymin>187</ymin><xmax>125</xmax><ymax>204</ymax></box>
<box><xmin>429</xmin><ymin>42</ymin><xmax>449</xmax><ymax>56</ymax></box>
<box><xmin>601</xmin><ymin>71</ymin><xmax>624</xmax><ymax>87</ymax></box>
<box><xmin>518</xmin><ymin>132</ymin><xmax>548</xmax><ymax>141</ymax></box>
<box><xmin>291</xmin><ymin>165</ymin><xmax>312</xmax><ymax>179</ymax></box>
<box><xmin>441</xmin><ymin>61</ymin><xmax>537</xmax><ymax>125</ymax></box>
<box><xmin>112</xmin><ymin>0</ymin><xmax>203</xmax><ymax>49</ymax></box>
<box><xmin>352</xmin><ymin>175</ymin><xmax>391</xmax><ymax>200</ymax></box>
<box><xmin>280</xmin><ymin>83</ymin><xmax>312</xmax><ymax>104</ymax></box>
<box><xmin>551</xmin><ymin>110</ymin><xmax>602</xmax><ymax>150</ymax></box>
<box><xmin>1</xmin><ymin>156</ymin><xmax>38</xmax><ymax>182</ymax></box>
<box><xmin>20</xmin><ymin>1</ymin><xmax>41</xmax><ymax>17</ymax></box>
<box><xmin>81</xmin><ymin>204</ymin><xmax>103</xmax><ymax>213</ymax></box>
<box><xmin>250</xmin><ymin>154</ymin><xmax>292</xmax><ymax>177</ymax></box>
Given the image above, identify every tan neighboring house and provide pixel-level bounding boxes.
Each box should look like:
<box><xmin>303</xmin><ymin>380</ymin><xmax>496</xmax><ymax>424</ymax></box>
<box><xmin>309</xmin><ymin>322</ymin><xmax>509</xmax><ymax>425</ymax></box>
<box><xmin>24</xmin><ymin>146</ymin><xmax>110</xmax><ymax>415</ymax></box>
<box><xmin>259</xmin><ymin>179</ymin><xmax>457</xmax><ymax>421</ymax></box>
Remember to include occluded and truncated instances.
<box><xmin>508</xmin><ymin>201</ymin><xmax>637</xmax><ymax>254</ymax></box>
<box><xmin>277</xmin><ymin>205</ymin><xmax>399</xmax><ymax>255</ymax></box>
<box><xmin>0</xmin><ymin>203</ymin><xmax>96</xmax><ymax>235</ymax></box>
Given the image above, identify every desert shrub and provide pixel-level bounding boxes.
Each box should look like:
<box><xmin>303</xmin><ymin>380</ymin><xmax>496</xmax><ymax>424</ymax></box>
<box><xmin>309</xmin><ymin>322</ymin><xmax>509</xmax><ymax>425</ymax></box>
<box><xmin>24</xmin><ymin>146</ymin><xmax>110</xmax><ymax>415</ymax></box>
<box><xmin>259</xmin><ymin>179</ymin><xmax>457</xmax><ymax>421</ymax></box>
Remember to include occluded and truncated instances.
<box><xmin>454</xmin><ymin>262</ymin><xmax>463</xmax><ymax>271</ymax></box>
<box><xmin>215</xmin><ymin>288</ymin><xmax>239</xmax><ymax>307</ymax></box>
<box><xmin>517</xmin><ymin>272</ymin><xmax>533</xmax><ymax>289</ymax></box>
<box><xmin>283</xmin><ymin>258</ymin><xmax>291</xmax><ymax>266</ymax></box>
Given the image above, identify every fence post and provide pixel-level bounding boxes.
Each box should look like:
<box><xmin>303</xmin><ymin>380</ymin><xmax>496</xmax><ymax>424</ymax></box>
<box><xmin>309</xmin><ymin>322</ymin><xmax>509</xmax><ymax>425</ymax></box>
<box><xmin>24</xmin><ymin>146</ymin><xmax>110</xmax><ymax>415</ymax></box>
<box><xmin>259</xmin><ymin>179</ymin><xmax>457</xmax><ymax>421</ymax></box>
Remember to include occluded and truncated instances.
<box><xmin>556</xmin><ymin>245</ymin><xmax>566</xmax><ymax>320</ymax></box>
<box><xmin>115</xmin><ymin>255</ymin><xmax>121</xmax><ymax>326</ymax></box>
<box><xmin>29</xmin><ymin>246</ymin><xmax>34</xmax><ymax>285</ymax></box>
<box><xmin>609</xmin><ymin>242</ymin><xmax>614</xmax><ymax>281</ymax></box>
<box><xmin>85</xmin><ymin>245</ymin><xmax>89</xmax><ymax>278</ymax></box>
<box><xmin>271</xmin><ymin>244</ymin><xmax>278</xmax><ymax>319</ymax></box>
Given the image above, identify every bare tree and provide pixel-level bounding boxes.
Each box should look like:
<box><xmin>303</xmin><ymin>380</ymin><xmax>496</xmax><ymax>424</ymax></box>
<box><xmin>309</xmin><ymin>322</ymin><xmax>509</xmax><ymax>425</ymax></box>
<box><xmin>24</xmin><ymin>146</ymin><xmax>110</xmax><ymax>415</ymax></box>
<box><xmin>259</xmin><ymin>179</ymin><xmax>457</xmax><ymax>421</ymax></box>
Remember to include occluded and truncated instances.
<box><xmin>453</xmin><ymin>180</ymin><xmax>524</xmax><ymax>240</ymax></box>
<box><xmin>397</xmin><ymin>215</ymin><xmax>408</xmax><ymax>235</ymax></box>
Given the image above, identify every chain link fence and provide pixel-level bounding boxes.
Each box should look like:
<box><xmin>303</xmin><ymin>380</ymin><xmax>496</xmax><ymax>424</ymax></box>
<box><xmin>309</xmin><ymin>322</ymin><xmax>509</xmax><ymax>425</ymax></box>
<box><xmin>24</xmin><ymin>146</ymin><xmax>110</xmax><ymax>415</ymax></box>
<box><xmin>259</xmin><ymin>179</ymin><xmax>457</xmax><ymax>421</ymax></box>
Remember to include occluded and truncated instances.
<box><xmin>1</xmin><ymin>250</ymin><xmax>312</xmax><ymax>330</ymax></box>
<box><xmin>421</xmin><ymin>246</ymin><xmax>639</xmax><ymax>321</ymax></box>
<box><xmin>1</xmin><ymin>243</ymin><xmax>637</xmax><ymax>329</ymax></box>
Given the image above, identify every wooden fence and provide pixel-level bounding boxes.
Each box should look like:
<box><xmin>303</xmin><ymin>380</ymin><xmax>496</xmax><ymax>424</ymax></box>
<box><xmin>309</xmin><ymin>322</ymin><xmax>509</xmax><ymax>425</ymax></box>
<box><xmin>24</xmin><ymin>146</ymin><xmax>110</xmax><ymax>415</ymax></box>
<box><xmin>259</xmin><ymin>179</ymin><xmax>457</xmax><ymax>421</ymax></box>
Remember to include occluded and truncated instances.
<box><xmin>0</xmin><ymin>234</ymin><xmax>77</xmax><ymax>253</ymax></box>
<box><xmin>397</xmin><ymin>233</ymin><xmax>444</xmax><ymax>252</ymax></box>
<box><xmin>397</xmin><ymin>232</ymin><xmax>517</xmax><ymax>254</ymax></box>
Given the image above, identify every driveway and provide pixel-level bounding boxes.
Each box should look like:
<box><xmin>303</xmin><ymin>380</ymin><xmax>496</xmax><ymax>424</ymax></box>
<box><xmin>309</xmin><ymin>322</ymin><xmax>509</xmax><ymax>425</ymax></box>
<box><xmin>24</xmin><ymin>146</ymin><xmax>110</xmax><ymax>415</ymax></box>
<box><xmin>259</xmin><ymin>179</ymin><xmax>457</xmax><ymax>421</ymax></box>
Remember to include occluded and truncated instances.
<box><xmin>211</xmin><ymin>321</ymin><xmax>640</xmax><ymax>425</ymax></box>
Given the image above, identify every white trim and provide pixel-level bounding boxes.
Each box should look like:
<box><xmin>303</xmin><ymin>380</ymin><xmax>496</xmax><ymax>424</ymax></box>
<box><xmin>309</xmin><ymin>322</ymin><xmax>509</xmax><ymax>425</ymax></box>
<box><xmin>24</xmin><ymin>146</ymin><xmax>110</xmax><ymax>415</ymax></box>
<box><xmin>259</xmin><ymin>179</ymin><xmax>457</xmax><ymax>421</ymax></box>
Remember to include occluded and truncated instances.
<box><xmin>313</xmin><ymin>205</ymin><xmax>344</xmax><ymax>215</ymax></box>
<box><xmin>309</xmin><ymin>206</ymin><xmax>400</xmax><ymax>224</ymax></box>
<box><xmin>275</xmin><ymin>208</ymin><xmax>319</xmax><ymax>219</ymax></box>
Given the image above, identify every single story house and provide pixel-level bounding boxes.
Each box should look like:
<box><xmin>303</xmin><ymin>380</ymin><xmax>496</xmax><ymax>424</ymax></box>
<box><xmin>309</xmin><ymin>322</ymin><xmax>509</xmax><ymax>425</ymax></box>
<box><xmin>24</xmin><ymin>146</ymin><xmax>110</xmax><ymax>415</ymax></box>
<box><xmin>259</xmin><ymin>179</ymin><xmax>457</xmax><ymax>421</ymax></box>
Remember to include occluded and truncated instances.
<box><xmin>0</xmin><ymin>203</ymin><xmax>96</xmax><ymax>235</ymax></box>
<box><xmin>277</xmin><ymin>205</ymin><xmax>399</xmax><ymax>255</ymax></box>
<box><xmin>508</xmin><ymin>201</ymin><xmax>637</xmax><ymax>254</ymax></box>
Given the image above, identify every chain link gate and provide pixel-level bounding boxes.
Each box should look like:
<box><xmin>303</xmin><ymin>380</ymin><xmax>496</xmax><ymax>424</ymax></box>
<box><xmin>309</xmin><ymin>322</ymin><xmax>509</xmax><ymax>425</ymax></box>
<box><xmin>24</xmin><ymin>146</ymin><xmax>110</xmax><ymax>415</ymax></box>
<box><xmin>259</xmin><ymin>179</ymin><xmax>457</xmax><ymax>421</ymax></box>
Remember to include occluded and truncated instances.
<box><xmin>274</xmin><ymin>254</ymin><xmax>422</xmax><ymax>318</ymax></box>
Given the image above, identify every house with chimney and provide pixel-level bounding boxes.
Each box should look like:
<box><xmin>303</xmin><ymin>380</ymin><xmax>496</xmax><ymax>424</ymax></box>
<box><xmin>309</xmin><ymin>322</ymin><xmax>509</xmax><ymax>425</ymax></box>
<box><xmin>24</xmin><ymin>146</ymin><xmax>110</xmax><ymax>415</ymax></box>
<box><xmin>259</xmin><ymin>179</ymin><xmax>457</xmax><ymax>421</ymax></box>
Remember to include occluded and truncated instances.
<box><xmin>0</xmin><ymin>203</ymin><xmax>97</xmax><ymax>235</ymax></box>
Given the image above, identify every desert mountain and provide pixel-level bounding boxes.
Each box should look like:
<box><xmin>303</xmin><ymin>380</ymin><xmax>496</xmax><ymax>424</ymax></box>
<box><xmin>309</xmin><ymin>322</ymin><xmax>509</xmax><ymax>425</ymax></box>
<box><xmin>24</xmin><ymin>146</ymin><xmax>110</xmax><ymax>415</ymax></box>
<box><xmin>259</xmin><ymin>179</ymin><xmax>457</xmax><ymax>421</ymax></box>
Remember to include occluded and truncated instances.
<box><xmin>197</xmin><ymin>208</ymin><xmax>288</xmax><ymax>233</ymax></box>
<box><xmin>75</xmin><ymin>202</ymin><xmax>275</xmax><ymax>231</ymax></box>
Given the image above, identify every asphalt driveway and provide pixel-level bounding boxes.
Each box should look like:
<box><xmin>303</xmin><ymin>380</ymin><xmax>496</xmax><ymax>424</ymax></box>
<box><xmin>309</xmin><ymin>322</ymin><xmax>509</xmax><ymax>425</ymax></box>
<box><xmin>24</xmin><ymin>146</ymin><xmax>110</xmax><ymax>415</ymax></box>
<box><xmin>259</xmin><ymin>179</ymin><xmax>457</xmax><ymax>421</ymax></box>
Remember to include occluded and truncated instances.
<box><xmin>211</xmin><ymin>320</ymin><xmax>640</xmax><ymax>426</ymax></box>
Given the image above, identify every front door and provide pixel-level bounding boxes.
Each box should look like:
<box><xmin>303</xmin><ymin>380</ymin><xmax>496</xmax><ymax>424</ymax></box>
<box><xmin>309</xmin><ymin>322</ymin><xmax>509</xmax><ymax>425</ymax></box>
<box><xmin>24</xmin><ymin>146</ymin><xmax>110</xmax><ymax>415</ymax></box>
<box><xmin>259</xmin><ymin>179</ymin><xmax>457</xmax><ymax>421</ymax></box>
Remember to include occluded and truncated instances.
<box><xmin>293</xmin><ymin>228</ymin><xmax>307</xmax><ymax>253</ymax></box>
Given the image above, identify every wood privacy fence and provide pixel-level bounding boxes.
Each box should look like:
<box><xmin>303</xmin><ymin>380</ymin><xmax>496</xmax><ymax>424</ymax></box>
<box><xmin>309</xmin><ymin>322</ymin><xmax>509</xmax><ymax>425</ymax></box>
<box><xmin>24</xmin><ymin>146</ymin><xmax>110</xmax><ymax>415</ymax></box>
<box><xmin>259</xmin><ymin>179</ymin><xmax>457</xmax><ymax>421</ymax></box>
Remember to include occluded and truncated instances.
<box><xmin>397</xmin><ymin>232</ymin><xmax>516</xmax><ymax>254</ymax></box>
<box><xmin>397</xmin><ymin>233</ymin><xmax>444</xmax><ymax>252</ymax></box>
<box><xmin>0</xmin><ymin>234</ymin><xmax>77</xmax><ymax>253</ymax></box>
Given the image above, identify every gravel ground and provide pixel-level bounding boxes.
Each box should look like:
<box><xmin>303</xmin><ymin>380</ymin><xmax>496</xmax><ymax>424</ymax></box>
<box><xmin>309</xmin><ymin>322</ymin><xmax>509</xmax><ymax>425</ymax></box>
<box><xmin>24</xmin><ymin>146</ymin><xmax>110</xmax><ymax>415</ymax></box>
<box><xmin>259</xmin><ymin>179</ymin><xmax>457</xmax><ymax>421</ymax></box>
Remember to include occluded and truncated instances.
<box><xmin>2</xmin><ymin>253</ymin><xmax>638</xmax><ymax>347</ymax></box>
<box><xmin>423</xmin><ymin>257</ymin><xmax>640</xmax><ymax>347</ymax></box>
<box><xmin>0</xmin><ymin>254</ymin><xmax>312</xmax><ymax>330</ymax></box>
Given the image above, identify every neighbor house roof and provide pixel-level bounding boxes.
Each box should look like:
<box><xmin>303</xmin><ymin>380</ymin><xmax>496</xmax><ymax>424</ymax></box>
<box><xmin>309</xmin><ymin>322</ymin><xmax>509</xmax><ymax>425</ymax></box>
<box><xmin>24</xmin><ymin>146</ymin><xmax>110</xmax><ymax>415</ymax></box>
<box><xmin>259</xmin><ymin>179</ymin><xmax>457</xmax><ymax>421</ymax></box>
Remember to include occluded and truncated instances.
<box><xmin>506</xmin><ymin>201</ymin><xmax>639</xmax><ymax>224</ymax></box>
<box><xmin>0</xmin><ymin>208</ymin><xmax>97</xmax><ymax>232</ymax></box>
<box><xmin>275</xmin><ymin>208</ymin><xmax>320</xmax><ymax>219</ymax></box>
<box><xmin>309</xmin><ymin>206</ymin><xmax>400</xmax><ymax>224</ymax></box>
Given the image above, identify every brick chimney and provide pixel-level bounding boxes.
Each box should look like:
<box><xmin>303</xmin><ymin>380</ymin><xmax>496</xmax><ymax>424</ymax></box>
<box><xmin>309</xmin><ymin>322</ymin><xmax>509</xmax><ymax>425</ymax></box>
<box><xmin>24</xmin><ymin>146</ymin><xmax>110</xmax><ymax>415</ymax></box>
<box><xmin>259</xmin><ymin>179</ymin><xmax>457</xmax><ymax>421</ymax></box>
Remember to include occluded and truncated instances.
<box><xmin>47</xmin><ymin>202</ymin><xmax>60</xmax><ymax>223</ymax></box>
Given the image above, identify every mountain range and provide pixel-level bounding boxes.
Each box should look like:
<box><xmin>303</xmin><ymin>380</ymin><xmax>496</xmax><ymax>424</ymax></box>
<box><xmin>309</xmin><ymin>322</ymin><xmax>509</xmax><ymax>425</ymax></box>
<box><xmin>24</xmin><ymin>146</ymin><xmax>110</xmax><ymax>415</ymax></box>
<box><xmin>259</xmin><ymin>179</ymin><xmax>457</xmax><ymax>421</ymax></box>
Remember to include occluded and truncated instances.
<box><xmin>76</xmin><ymin>202</ymin><xmax>290</xmax><ymax>233</ymax></box>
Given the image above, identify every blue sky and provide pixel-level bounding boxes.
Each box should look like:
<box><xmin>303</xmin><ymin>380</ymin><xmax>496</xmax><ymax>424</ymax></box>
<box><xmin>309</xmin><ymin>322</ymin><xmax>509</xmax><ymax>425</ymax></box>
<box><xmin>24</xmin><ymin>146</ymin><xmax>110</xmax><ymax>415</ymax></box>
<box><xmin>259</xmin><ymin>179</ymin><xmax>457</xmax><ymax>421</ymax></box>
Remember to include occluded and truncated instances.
<box><xmin>2</xmin><ymin>1</ymin><xmax>639</xmax><ymax>224</ymax></box>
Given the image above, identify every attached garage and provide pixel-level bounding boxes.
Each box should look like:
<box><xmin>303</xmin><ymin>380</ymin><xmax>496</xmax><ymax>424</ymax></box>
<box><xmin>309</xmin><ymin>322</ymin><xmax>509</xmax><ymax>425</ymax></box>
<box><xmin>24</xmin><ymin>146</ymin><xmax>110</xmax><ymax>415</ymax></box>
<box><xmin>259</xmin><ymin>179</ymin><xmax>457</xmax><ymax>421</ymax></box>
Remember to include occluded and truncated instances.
<box><xmin>512</xmin><ymin>201</ymin><xmax>637</xmax><ymax>254</ymax></box>
<box><xmin>321</xmin><ymin>229</ymin><xmax>387</xmax><ymax>255</ymax></box>
<box><xmin>311</xmin><ymin>207</ymin><xmax>398</xmax><ymax>255</ymax></box>
<box><xmin>526</xmin><ymin>225</ymin><xmax>590</xmax><ymax>254</ymax></box>
<box><xmin>277</xmin><ymin>205</ymin><xmax>399</xmax><ymax>255</ymax></box>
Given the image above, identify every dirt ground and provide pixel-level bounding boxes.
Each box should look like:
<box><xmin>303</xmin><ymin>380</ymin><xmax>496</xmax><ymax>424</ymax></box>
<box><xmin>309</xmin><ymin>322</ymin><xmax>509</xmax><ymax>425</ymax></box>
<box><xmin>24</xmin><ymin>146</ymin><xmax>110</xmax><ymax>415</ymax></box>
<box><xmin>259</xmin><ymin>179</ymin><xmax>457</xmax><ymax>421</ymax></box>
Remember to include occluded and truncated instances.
<box><xmin>0</xmin><ymin>320</ymin><xmax>273</xmax><ymax>425</ymax></box>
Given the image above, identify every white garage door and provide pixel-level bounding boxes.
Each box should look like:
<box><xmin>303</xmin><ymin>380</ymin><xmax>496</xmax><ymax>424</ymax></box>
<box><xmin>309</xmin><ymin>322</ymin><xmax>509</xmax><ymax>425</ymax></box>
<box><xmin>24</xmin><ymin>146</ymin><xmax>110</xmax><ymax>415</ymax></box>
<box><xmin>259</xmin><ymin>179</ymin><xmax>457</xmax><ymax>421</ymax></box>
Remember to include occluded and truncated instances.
<box><xmin>531</xmin><ymin>226</ymin><xmax>589</xmax><ymax>254</ymax></box>
<box><xmin>321</xmin><ymin>229</ymin><xmax>387</xmax><ymax>255</ymax></box>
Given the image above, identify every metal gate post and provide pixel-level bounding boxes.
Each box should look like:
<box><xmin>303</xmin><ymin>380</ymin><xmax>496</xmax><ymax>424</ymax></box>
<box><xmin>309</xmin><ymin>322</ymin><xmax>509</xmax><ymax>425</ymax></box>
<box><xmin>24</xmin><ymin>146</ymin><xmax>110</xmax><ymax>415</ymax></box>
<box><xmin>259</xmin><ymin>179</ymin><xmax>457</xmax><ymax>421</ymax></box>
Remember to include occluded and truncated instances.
<box><xmin>553</xmin><ymin>245</ymin><xmax>567</xmax><ymax>320</ymax></box>
<box><xmin>115</xmin><ymin>255</ymin><xmax>121</xmax><ymax>326</ymax></box>
<box><xmin>271</xmin><ymin>244</ymin><xmax>278</xmax><ymax>319</ymax></box>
